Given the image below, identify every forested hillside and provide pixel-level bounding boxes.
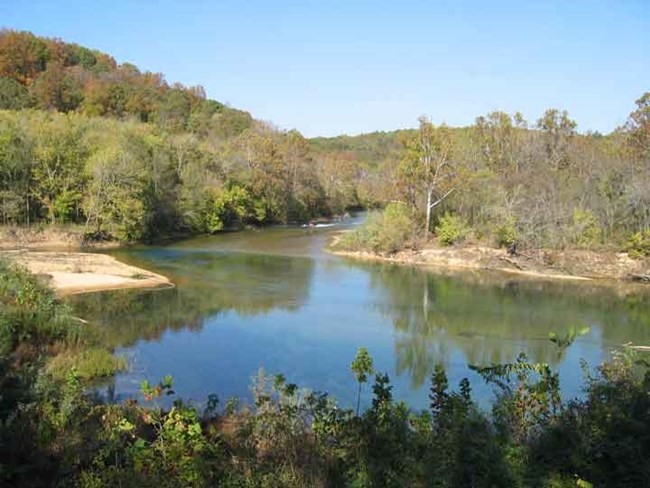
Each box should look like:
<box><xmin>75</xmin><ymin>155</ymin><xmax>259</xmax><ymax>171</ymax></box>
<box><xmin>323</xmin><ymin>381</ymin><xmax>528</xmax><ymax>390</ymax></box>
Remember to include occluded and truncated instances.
<box><xmin>1</xmin><ymin>29</ymin><xmax>648</xmax><ymax>255</ymax></box>
<box><xmin>0</xmin><ymin>30</ymin><xmax>371</xmax><ymax>242</ymax></box>
<box><xmin>325</xmin><ymin>105</ymin><xmax>650</xmax><ymax>254</ymax></box>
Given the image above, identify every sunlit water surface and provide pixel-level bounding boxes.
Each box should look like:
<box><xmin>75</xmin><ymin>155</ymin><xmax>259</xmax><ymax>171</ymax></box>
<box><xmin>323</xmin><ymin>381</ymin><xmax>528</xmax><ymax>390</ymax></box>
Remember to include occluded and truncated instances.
<box><xmin>67</xmin><ymin>219</ymin><xmax>650</xmax><ymax>410</ymax></box>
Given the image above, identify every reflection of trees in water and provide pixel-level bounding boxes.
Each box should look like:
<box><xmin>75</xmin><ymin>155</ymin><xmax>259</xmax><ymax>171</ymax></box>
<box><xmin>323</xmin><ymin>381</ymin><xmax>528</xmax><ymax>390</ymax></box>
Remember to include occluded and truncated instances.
<box><xmin>356</xmin><ymin>263</ymin><xmax>650</xmax><ymax>388</ymax></box>
<box><xmin>67</xmin><ymin>251</ymin><xmax>314</xmax><ymax>348</ymax></box>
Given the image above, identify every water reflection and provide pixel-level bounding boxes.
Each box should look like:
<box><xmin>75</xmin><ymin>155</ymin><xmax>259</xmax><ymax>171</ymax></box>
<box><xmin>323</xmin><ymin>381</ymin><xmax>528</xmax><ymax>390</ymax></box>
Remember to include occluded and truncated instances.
<box><xmin>70</xmin><ymin>250</ymin><xmax>315</xmax><ymax>348</ymax></box>
<box><xmin>354</xmin><ymin>261</ymin><xmax>650</xmax><ymax>388</ymax></box>
<box><xmin>67</xmin><ymin>230</ymin><xmax>650</xmax><ymax>408</ymax></box>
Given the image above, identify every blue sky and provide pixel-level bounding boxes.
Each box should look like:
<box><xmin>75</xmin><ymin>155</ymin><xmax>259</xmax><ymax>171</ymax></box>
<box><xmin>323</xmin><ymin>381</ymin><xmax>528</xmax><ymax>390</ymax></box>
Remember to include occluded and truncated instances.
<box><xmin>3</xmin><ymin>0</ymin><xmax>649</xmax><ymax>136</ymax></box>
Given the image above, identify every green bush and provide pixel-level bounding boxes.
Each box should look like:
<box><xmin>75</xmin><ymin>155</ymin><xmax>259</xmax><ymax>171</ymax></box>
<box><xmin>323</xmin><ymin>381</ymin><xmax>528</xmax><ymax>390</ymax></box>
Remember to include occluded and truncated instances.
<box><xmin>46</xmin><ymin>348</ymin><xmax>127</xmax><ymax>380</ymax></box>
<box><xmin>570</xmin><ymin>208</ymin><xmax>602</xmax><ymax>249</ymax></box>
<box><xmin>626</xmin><ymin>229</ymin><xmax>650</xmax><ymax>258</ymax></box>
<box><xmin>3</xmin><ymin>263</ymin><xmax>650</xmax><ymax>488</ymax></box>
<box><xmin>436</xmin><ymin>212</ymin><xmax>471</xmax><ymax>246</ymax></box>
<box><xmin>337</xmin><ymin>203</ymin><xmax>414</xmax><ymax>254</ymax></box>
<box><xmin>494</xmin><ymin>218</ymin><xmax>519</xmax><ymax>248</ymax></box>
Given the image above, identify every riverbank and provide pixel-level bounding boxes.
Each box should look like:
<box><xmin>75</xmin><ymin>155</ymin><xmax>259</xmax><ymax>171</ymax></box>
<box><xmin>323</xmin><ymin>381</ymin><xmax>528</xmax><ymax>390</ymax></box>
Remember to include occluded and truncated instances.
<box><xmin>0</xmin><ymin>250</ymin><xmax>172</xmax><ymax>295</ymax></box>
<box><xmin>0</xmin><ymin>226</ymin><xmax>121</xmax><ymax>250</ymax></box>
<box><xmin>330</xmin><ymin>238</ymin><xmax>650</xmax><ymax>284</ymax></box>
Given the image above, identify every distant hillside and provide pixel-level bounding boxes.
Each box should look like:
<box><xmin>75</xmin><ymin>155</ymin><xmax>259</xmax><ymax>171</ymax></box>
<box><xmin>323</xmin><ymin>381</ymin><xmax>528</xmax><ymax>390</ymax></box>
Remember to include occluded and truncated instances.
<box><xmin>0</xmin><ymin>31</ymin><xmax>360</xmax><ymax>242</ymax></box>
<box><xmin>0</xmin><ymin>29</ymin><xmax>252</xmax><ymax>136</ymax></box>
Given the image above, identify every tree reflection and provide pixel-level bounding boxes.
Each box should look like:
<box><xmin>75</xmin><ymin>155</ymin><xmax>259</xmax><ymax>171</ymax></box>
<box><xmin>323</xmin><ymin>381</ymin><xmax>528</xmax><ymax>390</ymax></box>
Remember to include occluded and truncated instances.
<box><xmin>353</xmin><ymin>262</ymin><xmax>650</xmax><ymax>388</ymax></box>
<box><xmin>67</xmin><ymin>250</ymin><xmax>315</xmax><ymax>348</ymax></box>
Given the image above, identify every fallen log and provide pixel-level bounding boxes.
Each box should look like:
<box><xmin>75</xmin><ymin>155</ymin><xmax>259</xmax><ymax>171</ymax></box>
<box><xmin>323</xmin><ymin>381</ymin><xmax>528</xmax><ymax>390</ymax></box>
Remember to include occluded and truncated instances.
<box><xmin>628</xmin><ymin>274</ymin><xmax>650</xmax><ymax>283</ymax></box>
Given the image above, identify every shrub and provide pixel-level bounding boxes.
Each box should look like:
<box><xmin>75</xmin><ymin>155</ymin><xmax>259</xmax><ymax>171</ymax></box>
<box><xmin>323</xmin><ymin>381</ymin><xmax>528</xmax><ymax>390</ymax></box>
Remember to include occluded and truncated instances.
<box><xmin>570</xmin><ymin>208</ymin><xmax>602</xmax><ymax>249</ymax></box>
<box><xmin>436</xmin><ymin>213</ymin><xmax>470</xmax><ymax>246</ymax></box>
<box><xmin>337</xmin><ymin>203</ymin><xmax>414</xmax><ymax>254</ymax></box>
<box><xmin>494</xmin><ymin>218</ymin><xmax>519</xmax><ymax>248</ymax></box>
<box><xmin>46</xmin><ymin>348</ymin><xmax>127</xmax><ymax>380</ymax></box>
<box><xmin>626</xmin><ymin>229</ymin><xmax>650</xmax><ymax>258</ymax></box>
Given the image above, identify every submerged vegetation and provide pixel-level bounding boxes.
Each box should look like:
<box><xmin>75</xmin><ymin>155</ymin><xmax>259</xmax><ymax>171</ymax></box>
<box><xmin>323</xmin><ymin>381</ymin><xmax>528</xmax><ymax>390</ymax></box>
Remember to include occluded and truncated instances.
<box><xmin>1</xmin><ymin>261</ymin><xmax>649</xmax><ymax>487</ymax></box>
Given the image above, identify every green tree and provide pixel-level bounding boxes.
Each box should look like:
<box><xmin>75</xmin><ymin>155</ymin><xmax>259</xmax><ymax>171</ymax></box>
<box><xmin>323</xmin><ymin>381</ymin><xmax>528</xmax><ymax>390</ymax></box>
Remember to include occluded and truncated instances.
<box><xmin>28</xmin><ymin>113</ymin><xmax>86</xmax><ymax>223</ymax></box>
<box><xmin>536</xmin><ymin>108</ymin><xmax>577</xmax><ymax>170</ymax></box>
<box><xmin>351</xmin><ymin>346</ymin><xmax>374</xmax><ymax>416</ymax></box>
<box><xmin>0</xmin><ymin>76</ymin><xmax>30</xmax><ymax>109</ymax></box>
<box><xmin>625</xmin><ymin>92</ymin><xmax>650</xmax><ymax>161</ymax></box>
<box><xmin>400</xmin><ymin>116</ymin><xmax>457</xmax><ymax>236</ymax></box>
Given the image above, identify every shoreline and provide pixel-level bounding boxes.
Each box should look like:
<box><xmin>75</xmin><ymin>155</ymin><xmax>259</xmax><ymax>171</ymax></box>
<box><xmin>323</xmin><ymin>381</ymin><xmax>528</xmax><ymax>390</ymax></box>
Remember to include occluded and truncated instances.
<box><xmin>328</xmin><ymin>239</ymin><xmax>649</xmax><ymax>285</ymax></box>
<box><xmin>0</xmin><ymin>250</ymin><xmax>173</xmax><ymax>295</ymax></box>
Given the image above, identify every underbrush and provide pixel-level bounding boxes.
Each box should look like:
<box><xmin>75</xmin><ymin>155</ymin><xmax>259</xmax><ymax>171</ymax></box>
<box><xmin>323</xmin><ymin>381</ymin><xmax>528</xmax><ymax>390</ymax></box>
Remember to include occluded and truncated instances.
<box><xmin>46</xmin><ymin>347</ymin><xmax>127</xmax><ymax>380</ymax></box>
<box><xmin>1</xmin><ymin>261</ymin><xmax>649</xmax><ymax>487</ymax></box>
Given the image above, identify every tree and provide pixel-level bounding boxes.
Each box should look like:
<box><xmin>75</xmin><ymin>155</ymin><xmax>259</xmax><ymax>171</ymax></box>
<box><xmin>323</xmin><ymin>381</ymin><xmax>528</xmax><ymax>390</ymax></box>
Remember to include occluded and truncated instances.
<box><xmin>316</xmin><ymin>151</ymin><xmax>359</xmax><ymax>213</ymax></box>
<box><xmin>0</xmin><ymin>77</ymin><xmax>30</xmax><ymax>109</ymax></box>
<box><xmin>351</xmin><ymin>347</ymin><xmax>374</xmax><ymax>416</ymax></box>
<box><xmin>30</xmin><ymin>62</ymin><xmax>83</xmax><ymax>112</ymax></box>
<box><xmin>536</xmin><ymin>109</ymin><xmax>577</xmax><ymax>170</ymax></box>
<box><xmin>83</xmin><ymin>135</ymin><xmax>148</xmax><ymax>241</ymax></box>
<box><xmin>474</xmin><ymin>111</ymin><xmax>527</xmax><ymax>176</ymax></box>
<box><xmin>28</xmin><ymin>114</ymin><xmax>86</xmax><ymax>223</ymax></box>
<box><xmin>0</xmin><ymin>114</ymin><xmax>32</xmax><ymax>224</ymax></box>
<box><xmin>400</xmin><ymin>116</ymin><xmax>457</xmax><ymax>236</ymax></box>
<box><xmin>625</xmin><ymin>92</ymin><xmax>650</xmax><ymax>161</ymax></box>
<box><xmin>0</xmin><ymin>30</ymin><xmax>49</xmax><ymax>84</ymax></box>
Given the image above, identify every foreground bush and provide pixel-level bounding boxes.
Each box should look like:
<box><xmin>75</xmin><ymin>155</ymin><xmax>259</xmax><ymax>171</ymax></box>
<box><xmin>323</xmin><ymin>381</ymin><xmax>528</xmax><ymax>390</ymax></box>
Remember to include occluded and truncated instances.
<box><xmin>2</xmin><ymin>264</ymin><xmax>649</xmax><ymax>487</ymax></box>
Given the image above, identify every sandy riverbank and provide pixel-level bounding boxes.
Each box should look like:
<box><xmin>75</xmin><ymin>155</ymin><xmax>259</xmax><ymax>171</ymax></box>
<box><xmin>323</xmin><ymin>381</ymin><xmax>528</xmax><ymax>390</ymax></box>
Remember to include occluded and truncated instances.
<box><xmin>329</xmin><ymin>237</ymin><xmax>649</xmax><ymax>284</ymax></box>
<box><xmin>0</xmin><ymin>250</ymin><xmax>173</xmax><ymax>295</ymax></box>
<box><xmin>0</xmin><ymin>226</ymin><xmax>120</xmax><ymax>250</ymax></box>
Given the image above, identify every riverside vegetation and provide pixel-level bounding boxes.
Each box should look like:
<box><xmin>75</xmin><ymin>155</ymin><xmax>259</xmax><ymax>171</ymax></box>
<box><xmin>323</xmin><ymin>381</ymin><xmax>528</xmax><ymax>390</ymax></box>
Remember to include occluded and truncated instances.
<box><xmin>1</xmin><ymin>30</ymin><xmax>650</xmax><ymax>487</ymax></box>
<box><xmin>1</xmin><ymin>259</ymin><xmax>649</xmax><ymax>487</ymax></box>
<box><xmin>0</xmin><ymin>29</ymin><xmax>649</xmax><ymax>261</ymax></box>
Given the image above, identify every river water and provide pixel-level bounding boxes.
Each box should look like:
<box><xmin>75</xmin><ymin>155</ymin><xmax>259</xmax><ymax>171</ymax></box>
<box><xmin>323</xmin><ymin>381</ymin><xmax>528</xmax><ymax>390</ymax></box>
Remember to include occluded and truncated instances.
<box><xmin>67</xmin><ymin>218</ymin><xmax>650</xmax><ymax>410</ymax></box>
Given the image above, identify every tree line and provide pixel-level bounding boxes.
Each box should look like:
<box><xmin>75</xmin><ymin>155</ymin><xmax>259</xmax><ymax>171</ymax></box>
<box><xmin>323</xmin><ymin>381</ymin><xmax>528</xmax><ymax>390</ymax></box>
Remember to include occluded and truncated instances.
<box><xmin>1</xmin><ymin>29</ymin><xmax>649</xmax><ymax>255</ymax></box>
<box><xmin>332</xmin><ymin>96</ymin><xmax>650</xmax><ymax>255</ymax></box>
<box><xmin>0</xmin><ymin>30</ymin><xmax>375</xmax><ymax>241</ymax></box>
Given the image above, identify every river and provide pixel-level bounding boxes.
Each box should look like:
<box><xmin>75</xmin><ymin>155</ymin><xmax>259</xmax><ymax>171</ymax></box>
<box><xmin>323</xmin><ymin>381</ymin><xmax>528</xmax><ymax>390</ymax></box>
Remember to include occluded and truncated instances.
<box><xmin>66</xmin><ymin>217</ymin><xmax>650</xmax><ymax>410</ymax></box>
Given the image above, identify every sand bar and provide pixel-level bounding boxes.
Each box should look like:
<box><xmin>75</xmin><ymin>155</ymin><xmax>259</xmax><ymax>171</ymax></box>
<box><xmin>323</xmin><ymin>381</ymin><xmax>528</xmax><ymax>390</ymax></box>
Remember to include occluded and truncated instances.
<box><xmin>1</xmin><ymin>250</ymin><xmax>173</xmax><ymax>295</ymax></box>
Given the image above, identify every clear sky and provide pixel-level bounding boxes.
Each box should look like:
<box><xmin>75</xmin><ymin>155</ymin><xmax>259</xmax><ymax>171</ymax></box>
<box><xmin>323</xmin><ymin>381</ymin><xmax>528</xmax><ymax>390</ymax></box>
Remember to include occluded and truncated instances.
<box><xmin>2</xmin><ymin>0</ymin><xmax>649</xmax><ymax>137</ymax></box>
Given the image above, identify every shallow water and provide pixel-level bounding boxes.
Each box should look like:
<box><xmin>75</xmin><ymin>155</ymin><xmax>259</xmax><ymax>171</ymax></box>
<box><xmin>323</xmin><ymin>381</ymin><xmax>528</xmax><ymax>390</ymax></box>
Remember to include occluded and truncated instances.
<box><xmin>67</xmin><ymin>220</ymin><xmax>650</xmax><ymax>410</ymax></box>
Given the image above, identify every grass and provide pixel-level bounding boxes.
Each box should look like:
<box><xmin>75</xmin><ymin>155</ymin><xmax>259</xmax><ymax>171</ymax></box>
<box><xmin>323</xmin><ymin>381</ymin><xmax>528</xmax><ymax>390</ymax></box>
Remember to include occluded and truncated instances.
<box><xmin>46</xmin><ymin>347</ymin><xmax>128</xmax><ymax>380</ymax></box>
<box><xmin>129</xmin><ymin>273</ymin><xmax>150</xmax><ymax>280</ymax></box>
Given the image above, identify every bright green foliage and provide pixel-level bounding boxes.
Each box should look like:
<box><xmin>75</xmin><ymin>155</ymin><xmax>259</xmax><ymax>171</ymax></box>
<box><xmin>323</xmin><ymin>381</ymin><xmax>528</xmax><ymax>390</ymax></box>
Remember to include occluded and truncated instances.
<box><xmin>204</xmin><ymin>184</ymin><xmax>255</xmax><ymax>233</ymax></box>
<box><xmin>46</xmin><ymin>347</ymin><xmax>127</xmax><ymax>380</ymax></box>
<box><xmin>436</xmin><ymin>212</ymin><xmax>471</xmax><ymax>246</ymax></box>
<box><xmin>2</xmin><ymin>266</ymin><xmax>650</xmax><ymax>487</ymax></box>
<box><xmin>494</xmin><ymin>217</ymin><xmax>519</xmax><ymax>248</ymax></box>
<box><xmin>351</xmin><ymin>346</ymin><xmax>374</xmax><ymax>415</ymax></box>
<box><xmin>626</xmin><ymin>228</ymin><xmax>650</xmax><ymax>258</ymax></box>
<box><xmin>570</xmin><ymin>208</ymin><xmax>602</xmax><ymax>249</ymax></box>
<box><xmin>338</xmin><ymin>203</ymin><xmax>415</xmax><ymax>253</ymax></box>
